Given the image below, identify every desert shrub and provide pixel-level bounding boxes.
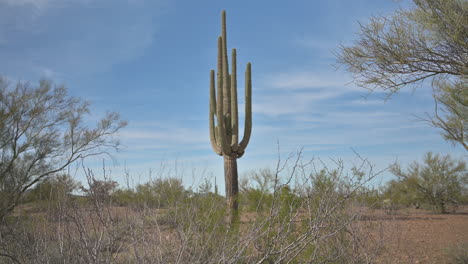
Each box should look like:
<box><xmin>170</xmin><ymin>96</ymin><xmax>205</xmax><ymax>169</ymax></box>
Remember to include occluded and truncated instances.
<box><xmin>390</xmin><ymin>152</ymin><xmax>467</xmax><ymax>213</ymax></box>
<box><xmin>23</xmin><ymin>174</ymin><xmax>80</xmax><ymax>203</ymax></box>
<box><xmin>81</xmin><ymin>177</ymin><xmax>118</xmax><ymax>198</ymax></box>
<box><xmin>277</xmin><ymin>185</ymin><xmax>301</xmax><ymax>220</ymax></box>
<box><xmin>0</xmin><ymin>151</ymin><xmax>384</xmax><ymax>263</ymax></box>
<box><xmin>354</xmin><ymin>186</ymin><xmax>384</xmax><ymax>208</ymax></box>
<box><xmin>134</xmin><ymin>182</ymin><xmax>159</xmax><ymax>208</ymax></box>
<box><xmin>383</xmin><ymin>178</ymin><xmax>421</xmax><ymax>210</ymax></box>
<box><xmin>8</xmin><ymin>169</ymin><xmax>130</xmax><ymax>263</ymax></box>
<box><xmin>446</xmin><ymin>243</ymin><xmax>468</xmax><ymax>264</ymax></box>
<box><xmin>134</xmin><ymin>178</ymin><xmax>188</xmax><ymax>209</ymax></box>
<box><xmin>197</xmin><ymin>178</ymin><xmax>213</xmax><ymax>194</ymax></box>
<box><xmin>308</xmin><ymin>169</ymin><xmax>340</xmax><ymax>204</ymax></box>
<box><xmin>239</xmin><ymin>169</ymin><xmax>275</xmax><ymax>212</ymax></box>
<box><xmin>19</xmin><ymin>174</ymin><xmax>81</xmax><ymax>219</ymax></box>
<box><xmin>240</xmin><ymin>188</ymin><xmax>273</xmax><ymax>213</ymax></box>
<box><xmin>112</xmin><ymin>188</ymin><xmax>137</xmax><ymax>207</ymax></box>
<box><xmin>111</xmin><ymin>177</ymin><xmax>190</xmax><ymax>209</ymax></box>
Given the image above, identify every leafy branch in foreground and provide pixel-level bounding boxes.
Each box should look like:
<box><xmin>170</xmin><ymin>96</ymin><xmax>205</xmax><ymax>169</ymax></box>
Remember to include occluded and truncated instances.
<box><xmin>337</xmin><ymin>0</ymin><xmax>468</xmax><ymax>150</ymax></box>
<box><xmin>425</xmin><ymin>80</ymin><xmax>468</xmax><ymax>150</ymax></box>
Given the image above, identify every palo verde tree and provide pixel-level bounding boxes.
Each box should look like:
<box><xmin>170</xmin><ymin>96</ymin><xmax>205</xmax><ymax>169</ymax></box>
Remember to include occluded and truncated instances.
<box><xmin>390</xmin><ymin>152</ymin><xmax>467</xmax><ymax>213</ymax></box>
<box><xmin>0</xmin><ymin>78</ymin><xmax>127</xmax><ymax>222</ymax></box>
<box><xmin>337</xmin><ymin>0</ymin><xmax>468</xmax><ymax>150</ymax></box>
<box><xmin>209</xmin><ymin>10</ymin><xmax>252</xmax><ymax>219</ymax></box>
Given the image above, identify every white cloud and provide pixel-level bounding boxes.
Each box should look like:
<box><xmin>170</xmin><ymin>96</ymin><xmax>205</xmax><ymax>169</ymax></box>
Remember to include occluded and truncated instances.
<box><xmin>253</xmin><ymin>69</ymin><xmax>367</xmax><ymax>117</ymax></box>
<box><xmin>2</xmin><ymin>0</ymin><xmax>111</xmax><ymax>9</ymax></box>
<box><xmin>253</xmin><ymin>89</ymin><xmax>340</xmax><ymax>117</ymax></box>
<box><xmin>267</xmin><ymin>71</ymin><xmax>354</xmax><ymax>90</ymax></box>
<box><xmin>0</xmin><ymin>0</ymin><xmax>163</xmax><ymax>79</ymax></box>
<box><xmin>350</xmin><ymin>98</ymin><xmax>385</xmax><ymax>105</ymax></box>
<box><xmin>122</xmin><ymin>129</ymin><xmax>207</xmax><ymax>144</ymax></box>
<box><xmin>2</xmin><ymin>0</ymin><xmax>50</xmax><ymax>7</ymax></box>
<box><xmin>119</xmin><ymin>125</ymin><xmax>210</xmax><ymax>154</ymax></box>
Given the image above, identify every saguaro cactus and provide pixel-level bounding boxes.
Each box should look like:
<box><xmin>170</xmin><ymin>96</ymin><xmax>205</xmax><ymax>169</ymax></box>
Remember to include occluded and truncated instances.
<box><xmin>209</xmin><ymin>10</ymin><xmax>252</xmax><ymax>217</ymax></box>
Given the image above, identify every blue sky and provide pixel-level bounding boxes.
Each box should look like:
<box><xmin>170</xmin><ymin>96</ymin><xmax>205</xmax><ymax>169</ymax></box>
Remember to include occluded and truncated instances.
<box><xmin>1</xmin><ymin>0</ymin><xmax>465</xmax><ymax>190</ymax></box>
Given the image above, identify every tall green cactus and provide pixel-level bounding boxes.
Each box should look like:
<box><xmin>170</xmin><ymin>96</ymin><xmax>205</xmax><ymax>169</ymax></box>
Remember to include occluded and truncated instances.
<box><xmin>209</xmin><ymin>10</ymin><xmax>252</xmax><ymax>216</ymax></box>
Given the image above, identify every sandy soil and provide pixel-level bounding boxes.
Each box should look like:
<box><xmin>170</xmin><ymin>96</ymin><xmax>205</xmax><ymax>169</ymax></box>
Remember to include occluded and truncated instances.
<box><xmin>12</xmin><ymin>204</ymin><xmax>468</xmax><ymax>263</ymax></box>
<box><xmin>362</xmin><ymin>207</ymin><xmax>468</xmax><ymax>264</ymax></box>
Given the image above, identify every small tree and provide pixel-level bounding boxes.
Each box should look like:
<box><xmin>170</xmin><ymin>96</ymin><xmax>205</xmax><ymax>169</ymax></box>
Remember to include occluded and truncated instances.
<box><xmin>25</xmin><ymin>173</ymin><xmax>80</xmax><ymax>202</ymax></box>
<box><xmin>134</xmin><ymin>178</ymin><xmax>187</xmax><ymax>208</ymax></box>
<box><xmin>198</xmin><ymin>178</ymin><xmax>213</xmax><ymax>194</ymax></box>
<box><xmin>383</xmin><ymin>178</ymin><xmax>421</xmax><ymax>209</ymax></box>
<box><xmin>337</xmin><ymin>0</ymin><xmax>468</xmax><ymax>150</ymax></box>
<box><xmin>390</xmin><ymin>152</ymin><xmax>467</xmax><ymax>213</ymax></box>
<box><xmin>81</xmin><ymin>174</ymin><xmax>119</xmax><ymax>205</ymax></box>
<box><xmin>151</xmin><ymin>178</ymin><xmax>186</xmax><ymax>207</ymax></box>
<box><xmin>0</xmin><ymin>78</ymin><xmax>127</xmax><ymax>222</ymax></box>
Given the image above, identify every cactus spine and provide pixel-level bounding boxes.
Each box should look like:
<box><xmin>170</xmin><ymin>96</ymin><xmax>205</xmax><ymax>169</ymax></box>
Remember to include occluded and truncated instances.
<box><xmin>209</xmin><ymin>10</ymin><xmax>252</xmax><ymax>216</ymax></box>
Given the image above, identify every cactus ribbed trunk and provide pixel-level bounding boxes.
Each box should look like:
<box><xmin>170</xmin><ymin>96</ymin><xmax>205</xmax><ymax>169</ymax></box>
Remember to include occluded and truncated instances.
<box><xmin>224</xmin><ymin>155</ymin><xmax>239</xmax><ymax>213</ymax></box>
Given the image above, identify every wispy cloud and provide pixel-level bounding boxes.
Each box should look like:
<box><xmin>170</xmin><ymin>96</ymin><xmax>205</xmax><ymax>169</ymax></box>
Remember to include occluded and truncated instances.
<box><xmin>266</xmin><ymin>71</ymin><xmax>356</xmax><ymax>90</ymax></box>
<box><xmin>119</xmin><ymin>123</ymin><xmax>210</xmax><ymax>153</ymax></box>
<box><xmin>2</xmin><ymin>0</ymin><xmax>51</xmax><ymax>9</ymax></box>
<box><xmin>0</xmin><ymin>0</ymin><xmax>164</xmax><ymax>79</ymax></box>
<box><xmin>350</xmin><ymin>98</ymin><xmax>385</xmax><ymax>105</ymax></box>
<box><xmin>253</xmin><ymin>90</ymin><xmax>338</xmax><ymax>116</ymax></box>
<box><xmin>121</xmin><ymin>129</ymin><xmax>207</xmax><ymax>144</ymax></box>
<box><xmin>253</xmin><ymin>69</ymin><xmax>364</xmax><ymax>117</ymax></box>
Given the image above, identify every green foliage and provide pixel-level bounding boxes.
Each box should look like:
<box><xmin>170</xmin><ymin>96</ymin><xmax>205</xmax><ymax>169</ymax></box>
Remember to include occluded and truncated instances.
<box><xmin>142</xmin><ymin>178</ymin><xmax>187</xmax><ymax>208</ymax></box>
<box><xmin>198</xmin><ymin>178</ymin><xmax>213</xmax><ymax>194</ymax></box>
<box><xmin>1</xmin><ymin>155</ymin><xmax>384</xmax><ymax>263</ymax></box>
<box><xmin>0</xmin><ymin>78</ymin><xmax>126</xmax><ymax>222</ymax></box>
<box><xmin>429</xmin><ymin>80</ymin><xmax>468</xmax><ymax>150</ymax></box>
<box><xmin>112</xmin><ymin>178</ymin><xmax>189</xmax><ymax>209</ymax></box>
<box><xmin>111</xmin><ymin>188</ymin><xmax>137</xmax><ymax>206</ymax></box>
<box><xmin>338</xmin><ymin>0</ymin><xmax>467</xmax><ymax>94</ymax></box>
<box><xmin>241</xmin><ymin>188</ymin><xmax>273</xmax><ymax>212</ymax></box>
<box><xmin>81</xmin><ymin>177</ymin><xmax>118</xmax><ymax>206</ymax></box>
<box><xmin>383</xmin><ymin>178</ymin><xmax>421</xmax><ymax>209</ymax></box>
<box><xmin>354</xmin><ymin>186</ymin><xmax>383</xmax><ymax>208</ymax></box>
<box><xmin>25</xmin><ymin>174</ymin><xmax>79</xmax><ymax>202</ymax></box>
<box><xmin>239</xmin><ymin>169</ymin><xmax>275</xmax><ymax>212</ymax></box>
<box><xmin>134</xmin><ymin>182</ymin><xmax>158</xmax><ymax>207</ymax></box>
<box><xmin>445</xmin><ymin>243</ymin><xmax>468</xmax><ymax>264</ymax></box>
<box><xmin>337</xmin><ymin>0</ymin><xmax>468</xmax><ymax>150</ymax></box>
<box><xmin>277</xmin><ymin>185</ymin><xmax>301</xmax><ymax>220</ymax></box>
<box><xmin>390</xmin><ymin>152</ymin><xmax>467</xmax><ymax>213</ymax></box>
<box><xmin>308</xmin><ymin>169</ymin><xmax>341</xmax><ymax>210</ymax></box>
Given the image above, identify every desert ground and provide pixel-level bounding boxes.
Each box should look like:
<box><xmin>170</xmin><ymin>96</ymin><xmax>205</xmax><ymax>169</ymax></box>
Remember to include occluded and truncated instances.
<box><xmin>361</xmin><ymin>207</ymin><xmax>468</xmax><ymax>263</ymax></box>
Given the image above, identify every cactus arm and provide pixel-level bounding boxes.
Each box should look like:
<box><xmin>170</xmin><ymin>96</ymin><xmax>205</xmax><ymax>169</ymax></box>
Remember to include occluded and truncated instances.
<box><xmin>221</xmin><ymin>10</ymin><xmax>231</xmax><ymax>140</ymax></box>
<box><xmin>238</xmin><ymin>62</ymin><xmax>252</xmax><ymax>153</ymax></box>
<box><xmin>211</xmin><ymin>10</ymin><xmax>250</xmax><ymax>158</ymax></box>
<box><xmin>221</xmin><ymin>11</ymin><xmax>228</xmax><ymax>74</ymax></box>
<box><xmin>210</xmin><ymin>69</ymin><xmax>217</xmax><ymax>116</ymax></box>
<box><xmin>209</xmin><ymin>70</ymin><xmax>222</xmax><ymax>155</ymax></box>
<box><xmin>231</xmin><ymin>48</ymin><xmax>239</xmax><ymax>151</ymax></box>
<box><xmin>216</xmin><ymin>36</ymin><xmax>230</xmax><ymax>155</ymax></box>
